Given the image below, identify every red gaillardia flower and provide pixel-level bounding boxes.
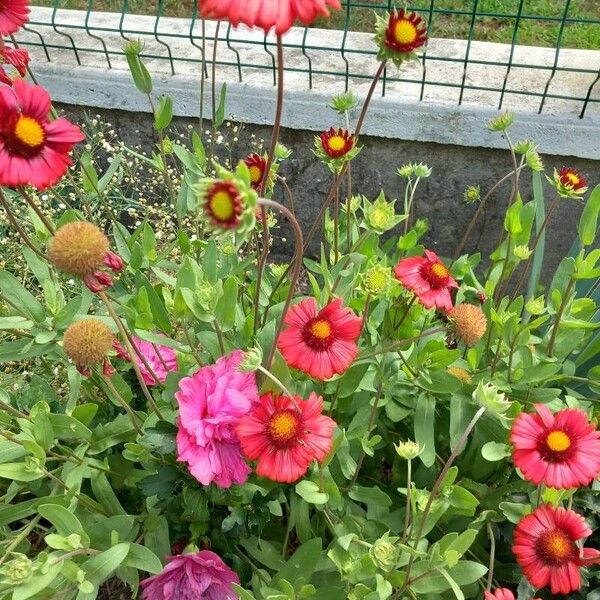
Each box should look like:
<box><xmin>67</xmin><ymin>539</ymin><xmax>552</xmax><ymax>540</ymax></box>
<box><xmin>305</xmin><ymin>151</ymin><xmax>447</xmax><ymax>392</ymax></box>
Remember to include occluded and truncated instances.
<box><xmin>278</xmin><ymin>297</ymin><xmax>362</xmax><ymax>380</ymax></box>
<box><xmin>559</xmin><ymin>167</ymin><xmax>587</xmax><ymax>191</ymax></box>
<box><xmin>394</xmin><ymin>249</ymin><xmax>458</xmax><ymax>312</ymax></box>
<box><xmin>0</xmin><ymin>0</ymin><xmax>30</xmax><ymax>36</ymax></box>
<box><xmin>512</xmin><ymin>504</ymin><xmax>600</xmax><ymax>595</ymax></box>
<box><xmin>237</xmin><ymin>392</ymin><xmax>336</xmax><ymax>483</ymax></box>
<box><xmin>203</xmin><ymin>180</ymin><xmax>243</xmax><ymax>229</ymax></box>
<box><xmin>510</xmin><ymin>403</ymin><xmax>600</xmax><ymax>489</ymax></box>
<box><xmin>0</xmin><ymin>79</ymin><xmax>84</xmax><ymax>190</ymax></box>
<box><xmin>199</xmin><ymin>0</ymin><xmax>341</xmax><ymax>35</ymax></box>
<box><xmin>320</xmin><ymin>127</ymin><xmax>355</xmax><ymax>159</ymax></box>
<box><xmin>375</xmin><ymin>9</ymin><xmax>427</xmax><ymax>67</ymax></box>
<box><xmin>49</xmin><ymin>221</ymin><xmax>125</xmax><ymax>293</ymax></box>
<box><xmin>243</xmin><ymin>153</ymin><xmax>268</xmax><ymax>191</ymax></box>
<box><xmin>0</xmin><ymin>46</ymin><xmax>30</xmax><ymax>86</ymax></box>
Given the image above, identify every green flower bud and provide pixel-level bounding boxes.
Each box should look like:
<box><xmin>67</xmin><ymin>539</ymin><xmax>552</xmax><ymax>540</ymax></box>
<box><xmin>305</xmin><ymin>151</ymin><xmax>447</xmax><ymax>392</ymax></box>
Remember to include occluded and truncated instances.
<box><xmin>370</xmin><ymin>533</ymin><xmax>400</xmax><ymax>571</ymax></box>
<box><xmin>513</xmin><ymin>139</ymin><xmax>535</xmax><ymax>155</ymax></box>
<box><xmin>329</xmin><ymin>91</ymin><xmax>358</xmax><ymax>114</ymax></box>
<box><xmin>413</xmin><ymin>218</ymin><xmax>429</xmax><ymax>237</ymax></box>
<box><xmin>1</xmin><ymin>554</ymin><xmax>33</xmax><ymax>585</ymax></box>
<box><xmin>275</xmin><ymin>143</ymin><xmax>292</xmax><ymax>160</ymax></box>
<box><xmin>397</xmin><ymin>164</ymin><xmax>414</xmax><ymax>178</ymax></box>
<box><xmin>342</xmin><ymin>195</ymin><xmax>362</xmax><ymax>214</ymax></box>
<box><xmin>123</xmin><ymin>39</ymin><xmax>145</xmax><ymax>57</ymax></box>
<box><xmin>473</xmin><ymin>381</ymin><xmax>510</xmax><ymax>416</ymax></box>
<box><xmin>363</xmin><ymin>191</ymin><xmax>404</xmax><ymax>233</ymax></box>
<box><xmin>487</xmin><ymin>111</ymin><xmax>514</xmax><ymax>132</ymax></box>
<box><xmin>362</xmin><ymin>265</ymin><xmax>393</xmax><ymax>297</ymax></box>
<box><xmin>513</xmin><ymin>245</ymin><xmax>532</xmax><ymax>260</ymax></box>
<box><xmin>395</xmin><ymin>440</ymin><xmax>422</xmax><ymax>460</ymax></box>
<box><xmin>525</xmin><ymin>295</ymin><xmax>545</xmax><ymax>315</ymax></box>
<box><xmin>525</xmin><ymin>149</ymin><xmax>544</xmax><ymax>172</ymax></box>
<box><xmin>412</xmin><ymin>163</ymin><xmax>432</xmax><ymax>178</ymax></box>
<box><xmin>464</xmin><ymin>185</ymin><xmax>481</xmax><ymax>204</ymax></box>
<box><xmin>239</xmin><ymin>346</ymin><xmax>263</xmax><ymax>372</ymax></box>
<box><xmin>161</xmin><ymin>137</ymin><xmax>174</xmax><ymax>155</ymax></box>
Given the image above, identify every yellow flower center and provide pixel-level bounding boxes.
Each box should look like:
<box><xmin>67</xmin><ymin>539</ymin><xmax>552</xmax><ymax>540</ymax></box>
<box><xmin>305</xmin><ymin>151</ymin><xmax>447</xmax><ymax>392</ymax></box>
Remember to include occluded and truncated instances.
<box><xmin>327</xmin><ymin>135</ymin><xmax>346</xmax><ymax>152</ymax></box>
<box><xmin>309</xmin><ymin>319</ymin><xmax>332</xmax><ymax>340</ymax></box>
<box><xmin>209</xmin><ymin>190</ymin><xmax>235</xmax><ymax>221</ymax></box>
<box><xmin>564</xmin><ymin>172</ymin><xmax>580</xmax><ymax>186</ymax></box>
<box><xmin>393</xmin><ymin>20</ymin><xmax>418</xmax><ymax>45</ymax></box>
<box><xmin>431</xmin><ymin>262</ymin><xmax>449</xmax><ymax>279</ymax></box>
<box><xmin>546</xmin><ymin>430</ymin><xmax>571</xmax><ymax>452</ymax></box>
<box><xmin>540</xmin><ymin>530</ymin><xmax>573</xmax><ymax>562</ymax></box>
<box><xmin>249</xmin><ymin>165</ymin><xmax>263</xmax><ymax>184</ymax></box>
<box><xmin>269</xmin><ymin>410</ymin><xmax>300</xmax><ymax>444</ymax></box>
<box><xmin>14</xmin><ymin>116</ymin><xmax>45</xmax><ymax>148</ymax></box>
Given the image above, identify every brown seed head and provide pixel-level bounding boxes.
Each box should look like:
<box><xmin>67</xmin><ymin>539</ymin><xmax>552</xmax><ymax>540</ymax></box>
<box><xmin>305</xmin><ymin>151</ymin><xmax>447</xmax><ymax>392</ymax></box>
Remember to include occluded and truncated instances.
<box><xmin>49</xmin><ymin>221</ymin><xmax>109</xmax><ymax>277</ymax></box>
<box><xmin>63</xmin><ymin>319</ymin><xmax>113</xmax><ymax>367</ymax></box>
<box><xmin>449</xmin><ymin>303</ymin><xmax>487</xmax><ymax>346</ymax></box>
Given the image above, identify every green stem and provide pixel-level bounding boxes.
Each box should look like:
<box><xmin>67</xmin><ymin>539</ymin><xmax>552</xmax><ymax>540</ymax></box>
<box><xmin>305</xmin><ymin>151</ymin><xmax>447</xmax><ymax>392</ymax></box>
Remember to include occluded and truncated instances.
<box><xmin>213</xmin><ymin>319</ymin><xmax>226</xmax><ymax>355</ymax></box>
<box><xmin>101</xmin><ymin>372</ymin><xmax>144</xmax><ymax>435</ymax></box>
<box><xmin>397</xmin><ymin>406</ymin><xmax>486</xmax><ymax>598</ymax></box>
<box><xmin>547</xmin><ymin>277</ymin><xmax>575</xmax><ymax>357</ymax></box>
<box><xmin>402</xmin><ymin>459</ymin><xmax>412</xmax><ymax>543</ymax></box>
<box><xmin>486</xmin><ymin>522</ymin><xmax>496</xmax><ymax>591</ymax></box>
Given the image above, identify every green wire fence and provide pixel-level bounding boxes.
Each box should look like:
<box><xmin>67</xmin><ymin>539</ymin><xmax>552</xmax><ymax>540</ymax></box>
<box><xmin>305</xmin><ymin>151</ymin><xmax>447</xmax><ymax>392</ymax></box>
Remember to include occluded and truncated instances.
<box><xmin>10</xmin><ymin>1</ymin><xmax>600</xmax><ymax>118</ymax></box>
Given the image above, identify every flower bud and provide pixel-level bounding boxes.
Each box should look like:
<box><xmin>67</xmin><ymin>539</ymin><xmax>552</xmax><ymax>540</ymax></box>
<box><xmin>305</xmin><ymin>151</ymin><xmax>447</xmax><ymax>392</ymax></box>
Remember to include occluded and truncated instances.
<box><xmin>473</xmin><ymin>381</ymin><xmax>510</xmax><ymax>416</ymax></box>
<box><xmin>513</xmin><ymin>245</ymin><xmax>532</xmax><ymax>260</ymax></box>
<box><xmin>525</xmin><ymin>295</ymin><xmax>545</xmax><ymax>315</ymax></box>
<box><xmin>464</xmin><ymin>185</ymin><xmax>481</xmax><ymax>204</ymax></box>
<box><xmin>239</xmin><ymin>346</ymin><xmax>263</xmax><ymax>372</ymax></box>
<box><xmin>103</xmin><ymin>251</ymin><xmax>124</xmax><ymax>272</ymax></box>
<box><xmin>362</xmin><ymin>265</ymin><xmax>393</xmax><ymax>297</ymax></box>
<box><xmin>363</xmin><ymin>191</ymin><xmax>404</xmax><ymax>233</ymax></box>
<box><xmin>487</xmin><ymin>111</ymin><xmax>514</xmax><ymax>132</ymax></box>
<box><xmin>329</xmin><ymin>91</ymin><xmax>358</xmax><ymax>114</ymax></box>
<box><xmin>370</xmin><ymin>533</ymin><xmax>400</xmax><ymax>571</ymax></box>
<box><xmin>1</xmin><ymin>554</ymin><xmax>33</xmax><ymax>584</ymax></box>
<box><xmin>395</xmin><ymin>440</ymin><xmax>422</xmax><ymax>460</ymax></box>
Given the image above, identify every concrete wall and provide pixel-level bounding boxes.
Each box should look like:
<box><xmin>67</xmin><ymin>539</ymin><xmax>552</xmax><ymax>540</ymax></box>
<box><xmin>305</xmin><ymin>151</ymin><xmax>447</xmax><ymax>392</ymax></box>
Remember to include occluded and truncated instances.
<box><xmin>58</xmin><ymin>104</ymin><xmax>599</xmax><ymax>280</ymax></box>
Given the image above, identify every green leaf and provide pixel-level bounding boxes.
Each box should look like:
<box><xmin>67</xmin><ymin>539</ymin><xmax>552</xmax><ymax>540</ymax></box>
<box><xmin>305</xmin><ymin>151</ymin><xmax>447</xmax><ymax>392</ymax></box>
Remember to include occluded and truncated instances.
<box><xmin>0</xmin><ymin>271</ymin><xmax>45</xmax><ymax>322</ymax></box>
<box><xmin>414</xmin><ymin>394</ymin><xmax>436</xmax><ymax>467</ymax></box>
<box><xmin>214</xmin><ymin>276</ymin><xmax>238</xmax><ymax>331</ymax></box>
<box><xmin>79</xmin><ymin>543</ymin><xmax>130</xmax><ymax>586</ymax></box>
<box><xmin>154</xmin><ymin>95</ymin><xmax>174</xmax><ymax>131</ymax></box>
<box><xmin>231</xmin><ymin>585</ymin><xmax>257</xmax><ymax>600</ymax></box>
<box><xmin>274</xmin><ymin>538</ymin><xmax>322</xmax><ymax>585</ymax></box>
<box><xmin>48</xmin><ymin>413</ymin><xmax>92</xmax><ymax>441</ymax></box>
<box><xmin>214</xmin><ymin>82</ymin><xmax>227</xmax><ymax>128</ymax></box>
<box><xmin>91</xmin><ymin>471</ymin><xmax>126</xmax><ymax>515</ymax></box>
<box><xmin>0</xmin><ymin>462</ymin><xmax>43</xmax><ymax>482</ymax></box>
<box><xmin>123</xmin><ymin>543</ymin><xmax>163</xmax><ymax>574</ymax></box>
<box><xmin>89</xmin><ymin>415</ymin><xmax>137</xmax><ymax>454</ymax></box>
<box><xmin>38</xmin><ymin>504</ymin><xmax>90</xmax><ymax>546</ymax></box>
<box><xmin>348</xmin><ymin>485</ymin><xmax>392</xmax><ymax>508</ymax></box>
<box><xmin>126</xmin><ymin>53</ymin><xmax>152</xmax><ymax>94</ymax></box>
<box><xmin>410</xmin><ymin>560</ymin><xmax>487</xmax><ymax>594</ymax></box>
<box><xmin>0</xmin><ymin>440</ymin><xmax>27</xmax><ymax>464</ymax></box>
<box><xmin>144</xmin><ymin>513</ymin><xmax>170</xmax><ymax>565</ymax></box>
<box><xmin>527</xmin><ymin>171</ymin><xmax>546</xmax><ymax>302</ymax></box>
<box><xmin>577</xmin><ymin>184</ymin><xmax>600</xmax><ymax>246</ymax></box>
<box><xmin>80</xmin><ymin>151</ymin><xmax>99</xmax><ymax>194</ymax></box>
<box><xmin>295</xmin><ymin>480</ymin><xmax>328</xmax><ymax>505</ymax></box>
<box><xmin>98</xmin><ymin>153</ymin><xmax>123</xmax><ymax>192</ymax></box>
<box><xmin>481</xmin><ymin>441</ymin><xmax>511</xmax><ymax>462</ymax></box>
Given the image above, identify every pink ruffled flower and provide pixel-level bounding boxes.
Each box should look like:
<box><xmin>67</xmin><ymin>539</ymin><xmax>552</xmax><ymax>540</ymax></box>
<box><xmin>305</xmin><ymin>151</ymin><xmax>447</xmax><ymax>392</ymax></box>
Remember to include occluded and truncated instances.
<box><xmin>199</xmin><ymin>0</ymin><xmax>341</xmax><ymax>35</ymax></box>
<box><xmin>132</xmin><ymin>336</ymin><xmax>178</xmax><ymax>385</ymax></box>
<box><xmin>176</xmin><ymin>350</ymin><xmax>258</xmax><ymax>488</ymax></box>
<box><xmin>484</xmin><ymin>589</ymin><xmax>541</xmax><ymax>600</ymax></box>
<box><xmin>394</xmin><ymin>249</ymin><xmax>457</xmax><ymax>312</ymax></box>
<box><xmin>511</xmin><ymin>403</ymin><xmax>600</xmax><ymax>489</ymax></box>
<box><xmin>141</xmin><ymin>550</ymin><xmax>239</xmax><ymax>600</ymax></box>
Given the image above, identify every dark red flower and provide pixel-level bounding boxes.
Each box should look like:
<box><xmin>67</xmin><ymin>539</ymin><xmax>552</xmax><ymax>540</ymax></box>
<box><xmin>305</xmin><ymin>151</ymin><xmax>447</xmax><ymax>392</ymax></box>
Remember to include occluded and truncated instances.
<box><xmin>320</xmin><ymin>127</ymin><xmax>355</xmax><ymax>159</ymax></box>
<box><xmin>203</xmin><ymin>180</ymin><xmax>243</xmax><ymax>230</ymax></box>
<box><xmin>559</xmin><ymin>167</ymin><xmax>587</xmax><ymax>191</ymax></box>
<box><xmin>384</xmin><ymin>9</ymin><xmax>427</xmax><ymax>53</ymax></box>
<box><xmin>243</xmin><ymin>153</ymin><xmax>267</xmax><ymax>191</ymax></box>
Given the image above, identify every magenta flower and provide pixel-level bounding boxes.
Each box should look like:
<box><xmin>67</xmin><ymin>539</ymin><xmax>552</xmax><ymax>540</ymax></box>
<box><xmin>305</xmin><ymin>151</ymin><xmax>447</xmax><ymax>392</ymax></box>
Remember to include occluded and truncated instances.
<box><xmin>176</xmin><ymin>350</ymin><xmax>258</xmax><ymax>488</ymax></box>
<box><xmin>132</xmin><ymin>336</ymin><xmax>178</xmax><ymax>386</ymax></box>
<box><xmin>141</xmin><ymin>550</ymin><xmax>239</xmax><ymax>600</ymax></box>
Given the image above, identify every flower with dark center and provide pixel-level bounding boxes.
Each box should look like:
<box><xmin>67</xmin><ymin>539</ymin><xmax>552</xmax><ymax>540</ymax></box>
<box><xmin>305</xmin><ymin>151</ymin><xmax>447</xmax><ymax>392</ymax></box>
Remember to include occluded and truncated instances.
<box><xmin>375</xmin><ymin>9</ymin><xmax>427</xmax><ymax>67</ymax></box>
<box><xmin>511</xmin><ymin>403</ymin><xmax>600</xmax><ymax>489</ymax></box>
<box><xmin>237</xmin><ymin>392</ymin><xmax>336</xmax><ymax>483</ymax></box>
<box><xmin>512</xmin><ymin>504</ymin><xmax>600</xmax><ymax>594</ymax></box>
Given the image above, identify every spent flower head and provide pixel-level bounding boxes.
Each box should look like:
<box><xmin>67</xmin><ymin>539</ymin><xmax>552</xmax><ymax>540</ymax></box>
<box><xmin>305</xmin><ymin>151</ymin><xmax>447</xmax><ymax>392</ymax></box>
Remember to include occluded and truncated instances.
<box><xmin>63</xmin><ymin>319</ymin><xmax>114</xmax><ymax>377</ymax></box>
<box><xmin>363</xmin><ymin>191</ymin><xmax>405</xmax><ymax>233</ymax></box>
<box><xmin>449</xmin><ymin>303</ymin><xmax>487</xmax><ymax>346</ymax></box>
<box><xmin>447</xmin><ymin>366</ymin><xmax>472</xmax><ymax>384</ymax></box>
